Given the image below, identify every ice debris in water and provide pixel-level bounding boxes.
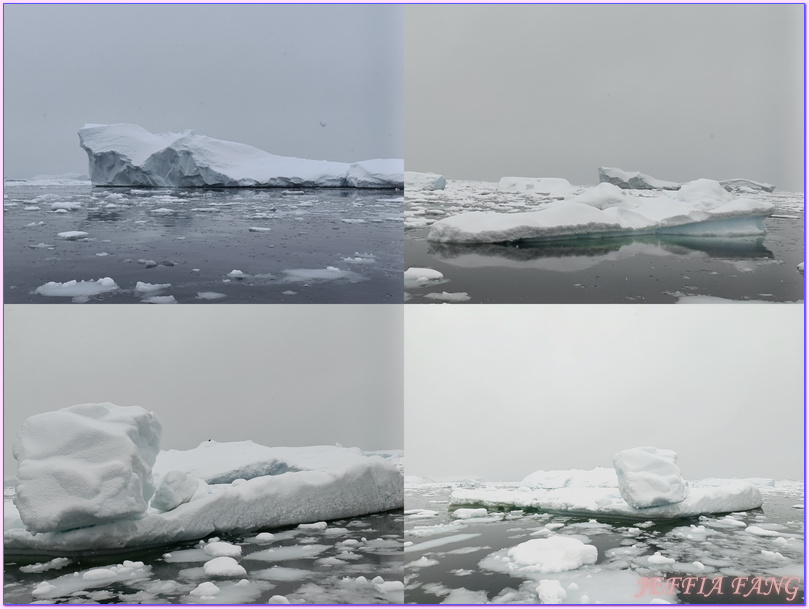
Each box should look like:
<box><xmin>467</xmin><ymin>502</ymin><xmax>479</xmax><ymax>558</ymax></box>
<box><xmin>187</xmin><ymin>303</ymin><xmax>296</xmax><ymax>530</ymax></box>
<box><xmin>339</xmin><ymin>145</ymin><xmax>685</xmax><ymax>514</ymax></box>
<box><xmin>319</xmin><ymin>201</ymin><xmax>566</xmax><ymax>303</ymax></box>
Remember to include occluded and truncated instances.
<box><xmin>34</xmin><ymin>277</ymin><xmax>119</xmax><ymax>300</ymax></box>
<box><xmin>404</xmin><ymin>267</ymin><xmax>444</xmax><ymax>289</ymax></box>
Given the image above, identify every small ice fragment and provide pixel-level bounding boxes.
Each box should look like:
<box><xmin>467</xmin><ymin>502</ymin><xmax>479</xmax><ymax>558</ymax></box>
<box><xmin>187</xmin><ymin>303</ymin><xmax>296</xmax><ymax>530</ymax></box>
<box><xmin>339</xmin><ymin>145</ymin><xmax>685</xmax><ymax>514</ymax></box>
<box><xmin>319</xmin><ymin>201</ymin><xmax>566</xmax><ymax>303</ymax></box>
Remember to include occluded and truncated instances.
<box><xmin>196</xmin><ymin>292</ymin><xmax>226</xmax><ymax>300</ymax></box>
<box><xmin>57</xmin><ymin>231</ymin><xmax>89</xmax><ymax>240</ymax></box>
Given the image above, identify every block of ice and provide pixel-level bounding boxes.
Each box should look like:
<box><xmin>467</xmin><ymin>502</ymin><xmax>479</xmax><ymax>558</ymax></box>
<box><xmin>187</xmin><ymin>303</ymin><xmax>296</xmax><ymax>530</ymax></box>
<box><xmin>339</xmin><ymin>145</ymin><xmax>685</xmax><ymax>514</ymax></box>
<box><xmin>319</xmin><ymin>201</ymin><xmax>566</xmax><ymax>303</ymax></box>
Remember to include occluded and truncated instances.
<box><xmin>5</xmin><ymin>441</ymin><xmax>402</xmax><ymax>554</ymax></box>
<box><xmin>480</xmin><ymin>536</ymin><xmax>598</xmax><ymax>575</ymax></box>
<box><xmin>12</xmin><ymin>403</ymin><xmax>162</xmax><ymax>533</ymax></box>
<box><xmin>34</xmin><ymin>277</ymin><xmax>120</xmax><ymax>299</ymax></box>
<box><xmin>405</xmin><ymin>171</ymin><xmax>446</xmax><ymax>191</ymax></box>
<box><xmin>79</xmin><ymin>123</ymin><xmax>403</xmax><ymax>189</ymax></box>
<box><xmin>613</xmin><ymin>447</ymin><xmax>688</xmax><ymax>508</ymax></box>
<box><xmin>536</xmin><ymin>579</ymin><xmax>567</xmax><ymax>603</ymax></box>
<box><xmin>427</xmin><ymin>179</ymin><xmax>773</xmax><ymax>244</ymax></box>
<box><xmin>498</xmin><ymin>177</ymin><xmax>574</xmax><ymax>198</ymax></box>
<box><xmin>598</xmin><ymin>167</ymin><xmax>680</xmax><ymax>190</ymax></box>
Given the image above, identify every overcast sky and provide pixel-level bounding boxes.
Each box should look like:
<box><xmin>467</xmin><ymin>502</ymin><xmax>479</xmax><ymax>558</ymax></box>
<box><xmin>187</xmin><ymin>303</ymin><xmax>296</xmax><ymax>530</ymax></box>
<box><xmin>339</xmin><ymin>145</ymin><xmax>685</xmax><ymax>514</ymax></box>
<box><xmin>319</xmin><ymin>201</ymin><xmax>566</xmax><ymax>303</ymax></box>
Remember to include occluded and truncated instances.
<box><xmin>405</xmin><ymin>4</ymin><xmax>804</xmax><ymax>191</ymax></box>
<box><xmin>3</xmin><ymin>4</ymin><xmax>403</xmax><ymax>178</ymax></box>
<box><xmin>405</xmin><ymin>305</ymin><xmax>804</xmax><ymax>482</ymax></box>
<box><xmin>4</xmin><ymin>305</ymin><xmax>403</xmax><ymax>480</ymax></box>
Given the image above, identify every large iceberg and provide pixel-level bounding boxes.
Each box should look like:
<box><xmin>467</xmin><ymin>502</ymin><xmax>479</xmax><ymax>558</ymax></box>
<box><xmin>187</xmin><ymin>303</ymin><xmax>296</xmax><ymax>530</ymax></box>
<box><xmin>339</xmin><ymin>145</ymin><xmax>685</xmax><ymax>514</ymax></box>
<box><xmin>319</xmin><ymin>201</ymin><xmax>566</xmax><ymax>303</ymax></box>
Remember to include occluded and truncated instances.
<box><xmin>78</xmin><ymin>123</ymin><xmax>403</xmax><ymax>189</ymax></box>
<box><xmin>449</xmin><ymin>448</ymin><xmax>763</xmax><ymax>520</ymax></box>
<box><xmin>5</xmin><ymin>405</ymin><xmax>403</xmax><ymax>555</ymax></box>
<box><xmin>427</xmin><ymin>179</ymin><xmax>774</xmax><ymax>243</ymax></box>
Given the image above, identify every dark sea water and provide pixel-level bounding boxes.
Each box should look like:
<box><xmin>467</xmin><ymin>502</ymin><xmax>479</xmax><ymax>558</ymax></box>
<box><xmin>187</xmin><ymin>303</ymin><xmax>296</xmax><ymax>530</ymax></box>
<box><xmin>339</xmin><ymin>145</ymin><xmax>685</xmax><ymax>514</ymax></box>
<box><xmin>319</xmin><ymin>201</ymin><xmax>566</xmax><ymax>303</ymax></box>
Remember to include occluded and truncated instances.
<box><xmin>405</xmin><ymin>181</ymin><xmax>805</xmax><ymax>304</ymax></box>
<box><xmin>4</xmin><ymin>180</ymin><xmax>403</xmax><ymax>304</ymax></box>
<box><xmin>405</xmin><ymin>484</ymin><xmax>804</xmax><ymax>605</ymax></box>
<box><xmin>4</xmin><ymin>508</ymin><xmax>404</xmax><ymax>604</ymax></box>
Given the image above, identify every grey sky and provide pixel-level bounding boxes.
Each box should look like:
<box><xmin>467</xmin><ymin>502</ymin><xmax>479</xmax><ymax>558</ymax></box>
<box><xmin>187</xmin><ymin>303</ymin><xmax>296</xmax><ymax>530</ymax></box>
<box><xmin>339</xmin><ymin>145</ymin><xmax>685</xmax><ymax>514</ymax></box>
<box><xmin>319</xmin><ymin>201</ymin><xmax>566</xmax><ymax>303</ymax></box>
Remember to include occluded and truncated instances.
<box><xmin>405</xmin><ymin>305</ymin><xmax>804</xmax><ymax>482</ymax></box>
<box><xmin>405</xmin><ymin>4</ymin><xmax>804</xmax><ymax>191</ymax></box>
<box><xmin>3</xmin><ymin>4</ymin><xmax>403</xmax><ymax>178</ymax></box>
<box><xmin>4</xmin><ymin>305</ymin><xmax>403</xmax><ymax>480</ymax></box>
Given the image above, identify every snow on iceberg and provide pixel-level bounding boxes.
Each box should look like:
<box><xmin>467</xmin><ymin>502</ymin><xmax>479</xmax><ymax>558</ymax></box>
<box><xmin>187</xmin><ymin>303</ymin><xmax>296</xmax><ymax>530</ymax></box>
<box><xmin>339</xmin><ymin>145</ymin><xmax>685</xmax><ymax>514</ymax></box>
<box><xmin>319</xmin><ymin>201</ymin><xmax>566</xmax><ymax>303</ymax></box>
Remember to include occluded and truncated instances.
<box><xmin>78</xmin><ymin>123</ymin><xmax>403</xmax><ymax>189</ymax></box>
<box><xmin>405</xmin><ymin>171</ymin><xmax>446</xmax><ymax>191</ymax></box>
<box><xmin>613</xmin><ymin>447</ymin><xmax>688</xmax><ymax>509</ymax></box>
<box><xmin>6</xmin><ymin>428</ymin><xmax>403</xmax><ymax>554</ymax></box>
<box><xmin>428</xmin><ymin>179</ymin><xmax>773</xmax><ymax>244</ymax></box>
<box><xmin>12</xmin><ymin>403</ymin><xmax>162</xmax><ymax>533</ymax></box>
<box><xmin>498</xmin><ymin>177</ymin><xmax>574</xmax><ymax>198</ymax></box>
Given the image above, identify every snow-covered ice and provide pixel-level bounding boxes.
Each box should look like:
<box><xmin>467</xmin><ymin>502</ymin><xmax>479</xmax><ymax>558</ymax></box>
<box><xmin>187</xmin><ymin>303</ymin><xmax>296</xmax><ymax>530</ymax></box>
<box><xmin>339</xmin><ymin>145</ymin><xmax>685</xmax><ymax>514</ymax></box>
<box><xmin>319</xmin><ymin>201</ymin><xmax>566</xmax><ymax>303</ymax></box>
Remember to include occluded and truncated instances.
<box><xmin>34</xmin><ymin>277</ymin><xmax>119</xmax><ymax>300</ymax></box>
<box><xmin>79</xmin><ymin>123</ymin><xmax>403</xmax><ymax>188</ymax></box>
<box><xmin>479</xmin><ymin>536</ymin><xmax>598</xmax><ymax>575</ymax></box>
<box><xmin>498</xmin><ymin>176</ymin><xmax>574</xmax><ymax>198</ymax></box>
<box><xmin>613</xmin><ymin>447</ymin><xmax>689</xmax><ymax>509</ymax></box>
<box><xmin>12</xmin><ymin>403</ymin><xmax>161</xmax><ymax>533</ymax></box>
<box><xmin>6</xmin><ymin>425</ymin><xmax>403</xmax><ymax>553</ymax></box>
<box><xmin>428</xmin><ymin>179</ymin><xmax>774</xmax><ymax>243</ymax></box>
<box><xmin>598</xmin><ymin>166</ymin><xmax>680</xmax><ymax>190</ymax></box>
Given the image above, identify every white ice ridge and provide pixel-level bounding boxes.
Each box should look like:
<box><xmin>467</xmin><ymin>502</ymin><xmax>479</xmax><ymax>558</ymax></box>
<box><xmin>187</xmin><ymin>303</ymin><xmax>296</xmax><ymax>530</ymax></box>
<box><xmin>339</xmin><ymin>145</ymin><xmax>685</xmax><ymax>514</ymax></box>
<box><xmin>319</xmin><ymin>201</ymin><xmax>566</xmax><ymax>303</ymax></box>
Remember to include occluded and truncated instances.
<box><xmin>598</xmin><ymin>167</ymin><xmax>775</xmax><ymax>193</ymax></box>
<box><xmin>6</xmin><ymin>411</ymin><xmax>403</xmax><ymax>554</ymax></box>
<box><xmin>78</xmin><ymin>123</ymin><xmax>403</xmax><ymax>189</ymax></box>
<box><xmin>427</xmin><ymin>179</ymin><xmax>774</xmax><ymax>243</ymax></box>
<box><xmin>405</xmin><ymin>171</ymin><xmax>446</xmax><ymax>191</ymax></box>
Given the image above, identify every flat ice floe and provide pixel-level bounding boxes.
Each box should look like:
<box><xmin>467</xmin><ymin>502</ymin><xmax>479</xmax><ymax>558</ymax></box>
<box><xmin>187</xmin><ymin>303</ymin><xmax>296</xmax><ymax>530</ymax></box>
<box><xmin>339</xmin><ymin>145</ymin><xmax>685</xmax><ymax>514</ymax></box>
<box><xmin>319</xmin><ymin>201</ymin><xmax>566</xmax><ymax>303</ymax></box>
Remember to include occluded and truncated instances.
<box><xmin>79</xmin><ymin>123</ymin><xmax>403</xmax><ymax>189</ymax></box>
<box><xmin>427</xmin><ymin>179</ymin><xmax>774</xmax><ymax>243</ymax></box>
<box><xmin>5</xmin><ymin>404</ymin><xmax>403</xmax><ymax>554</ymax></box>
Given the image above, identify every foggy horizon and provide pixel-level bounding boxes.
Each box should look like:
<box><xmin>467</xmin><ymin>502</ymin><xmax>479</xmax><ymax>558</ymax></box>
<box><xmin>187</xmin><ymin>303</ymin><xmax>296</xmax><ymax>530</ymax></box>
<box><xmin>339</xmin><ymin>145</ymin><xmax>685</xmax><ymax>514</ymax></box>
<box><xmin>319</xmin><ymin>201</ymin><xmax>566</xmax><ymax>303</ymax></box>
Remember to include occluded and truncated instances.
<box><xmin>405</xmin><ymin>4</ymin><xmax>804</xmax><ymax>192</ymax></box>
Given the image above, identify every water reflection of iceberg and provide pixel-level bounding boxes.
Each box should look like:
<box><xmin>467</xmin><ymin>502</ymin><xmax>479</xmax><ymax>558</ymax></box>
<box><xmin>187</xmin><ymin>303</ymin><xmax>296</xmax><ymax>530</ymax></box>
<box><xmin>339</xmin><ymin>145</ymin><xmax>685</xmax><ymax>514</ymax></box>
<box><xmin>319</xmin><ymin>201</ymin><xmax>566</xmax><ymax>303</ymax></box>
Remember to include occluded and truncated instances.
<box><xmin>428</xmin><ymin>234</ymin><xmax>773</xmax><ymax>273</ymax></box>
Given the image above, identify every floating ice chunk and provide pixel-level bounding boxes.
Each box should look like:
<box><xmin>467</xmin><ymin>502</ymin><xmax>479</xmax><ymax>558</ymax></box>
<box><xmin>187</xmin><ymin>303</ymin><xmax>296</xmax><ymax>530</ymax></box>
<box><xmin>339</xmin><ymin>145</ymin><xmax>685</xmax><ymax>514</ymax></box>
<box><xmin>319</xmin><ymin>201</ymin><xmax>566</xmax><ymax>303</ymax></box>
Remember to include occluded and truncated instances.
<box><xmin>254</xmin><ymin>566</ymin><xmax>312</xmax><ymax>581</ymax></box>
<box><xmin>440</xmin><ymin>588</ymin><xmax>489</xmax><ymax>604</ymax></box>
<box><xmin>482</xmin><ymin>536</ymin><xmax>598</xmax><ymax>575</ymax></box>
<box><xmin>151</xmin><ymin>471</ymin><xmax>198</xmax><ymax>512</ymax></box>
<box><xmin>196</xmin><ymin>292</ymin><xmax>226</xmax><ymax>300</ymax></box>
<box><xmin>19</xmin><ymin>557</ymin><xmax>71</xmax><ymax>573</ymax></box>
<box><xmin>203</xmin><ymin>556</ymin><xmax>246</xmax><ymax>577</ymax></box>
<box><xmin>281</xmin><ymin>267</ymin><xmax>365</xmax><ymax>283</ymax></box>
<box><xmin>452</xmin><ymin>508</ymin><xmax>489</xmax><ymax>519</ymax></box>
<box><xmin>248</xmin><ymin>226</ymin><xmax>272</xmax><ymax>232</ymax></box>
<box><xmin>142</xmin><ymin>295</ymin><xmax>177</xmax><ymax>304</ymax></box>
<box><xmin>536</xmin><ymin>579</ymin><xmax>567</xmax><ymax>603</ymax></box>
<box><xmin>34</xmin><ymin>277</ymin><xmax>119</xmax><ymax>299</ymax></box>
<box><xmin>408</xmin><ymin>556</ymin><xmax>439</xmax><ymax>568</ymax></box>
<box><xmin>245</xmin><ymin>544</ymin><xmax>330</xmax><ymax>562</ymax></box>
<box><xmin>424</xmin><ymin>291</ymin><xmax>471</xmax><ymax>302</ymax></box>
<box><xmin>498</xmin><ymin>177</ymin><xmax>574</xmax><ymax>198</ymax></box>
<box><xmin>404</xmin><ymin>267</ymin><xmax>444</xmax><ymax>289</ymax></box>
<box><xmin>745</xmin><ymin>525</ymin><xmax>783</xmax><ymax>537</ymax></box>
<box><xmin>227</xmin><ymin>269</ymin><xmax>247</xmax><ymax>278</ymax></box>
<box><xmin>647</xmin><ymin>551</ymin><xmax>676</xmax><ymax>565</ymax></box>
<box><xmin>50</xmin><ymin>201</ymin><xmax>82</xmax><ymax>211</ymax></box>
<box><xmin>268</xmin><ymin>595</ymin><xmax>290</xmax><ymax>604</ymax></box>
<box><xmin>57</xmin><ymin>230</ymin><xmax>89</xmax><ymax>240</ymax></box>
<box><xmin>598</xmin><ymin>166</ymin><xmax>680</xmax><ymax>190</ymax></box>
<box><xmin>298</xmin><ymin>521</ymin><xmax>328</xmax><ymax>531</ymax></box>
<box><xmin>30</xmin><ymin>560</ymin><xmax>151</xmax><ymax>599</ymax></box>
<box><xmin>613</xmin><ymin>447</ymin><xmax>688</xmax><ymax>508</ymax></box>
<box><xmin>798</xmin><ymin>262</ymin><xmax>804</xmax><ymax>273</ymax></box>
<box><xmin>405</xmin><ymin>171</ymin><xmax>446</xmax><ymax>191</ymax></box>
<box><xmin>78</xmin><ymin>123</ymin><xmax>403</xmax><ymax>188</ymax></box>
<box><xmin>28</xmin><ymin>243</ymin><xmax>54</xmax><ymax>249</ymax></box>
<box><xmin>190</xmin><ymin>582</ymin><xmax>220</xmax><ymax>597</ymax></box>
<box><xmin>135</xmin><ymin>281</ymin><xmax>171</xmax><ymax>293</ymax></box>
<box><xmin>13</xmin><ymin>403</ymin><xmax>161</xmax><ymax>533</ymax></box>
<box><xmin>405</xmin><ymin>533</ymin><xmax>481</xmax><ymax>553</ymax></box>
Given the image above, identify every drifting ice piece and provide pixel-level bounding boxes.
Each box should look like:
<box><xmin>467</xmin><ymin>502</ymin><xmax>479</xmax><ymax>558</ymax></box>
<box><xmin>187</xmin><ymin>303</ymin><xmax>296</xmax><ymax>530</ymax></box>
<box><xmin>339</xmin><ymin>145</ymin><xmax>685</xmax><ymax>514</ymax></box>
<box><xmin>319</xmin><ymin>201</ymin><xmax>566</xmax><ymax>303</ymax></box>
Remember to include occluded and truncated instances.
<box><xmin>405</xmin><ymin>171</ymin><xmax>446</xmax><ymax>191</ymax></box>
<box><xmin>12</xmin><ymin>403</ymin><xmax>162</xmax><ymax>533</ymax></box>
<box><xmin>5</xmin><ymin>440</ymin><xmax>403</xmax><ymax>554</ymax></box>
<box><xmin>598</xmin><ymin>167</ymin><xmax>680</xmax><ymax>190</ymax></box>
<box><xmin>78</xmin><ymin>123</ymin><xmax>403</xmax><ymax>189</ymax></box>
<box><xmin>612</xmin><ymin>447</ymin><xmax>688</xmax><ymax>508</ymax></box>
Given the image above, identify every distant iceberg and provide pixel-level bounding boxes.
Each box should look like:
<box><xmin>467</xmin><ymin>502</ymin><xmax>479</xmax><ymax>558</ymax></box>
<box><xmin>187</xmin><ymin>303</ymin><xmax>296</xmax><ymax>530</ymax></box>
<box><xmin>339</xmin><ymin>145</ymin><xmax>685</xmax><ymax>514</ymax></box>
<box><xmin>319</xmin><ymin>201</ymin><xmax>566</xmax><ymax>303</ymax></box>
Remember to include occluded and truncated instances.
<box><xmin>449</xmin><ymin>447</ymin><xmax>763</xmax><ymax>520</ymax></box>
<box><xmin>428</xmin><ymin>179</ymin><xmax>774</xmax><ymax>244</ymax></box>
<box><xmin>600</xmin><ymin>166</ymin><xmax>775</xmax><ymax>193</ymax></box>
<box><xmin>405</xmin><ymin>171</ymin><xmax>446</xmax><ymax>191</ymax></box>
<box><xmin>78</xmin><ymin>124</ymin><xmax>403</xmax><ymax>189</ymax></box>
<box><xmin>5</xmin><ymin>403</ymin><xmax>403</xmax><ymax>554</ymax></box>
<box><xmin>498</xmin><ymin>177</ymin><xmax>574</xmax><ymax>198</ymax></box>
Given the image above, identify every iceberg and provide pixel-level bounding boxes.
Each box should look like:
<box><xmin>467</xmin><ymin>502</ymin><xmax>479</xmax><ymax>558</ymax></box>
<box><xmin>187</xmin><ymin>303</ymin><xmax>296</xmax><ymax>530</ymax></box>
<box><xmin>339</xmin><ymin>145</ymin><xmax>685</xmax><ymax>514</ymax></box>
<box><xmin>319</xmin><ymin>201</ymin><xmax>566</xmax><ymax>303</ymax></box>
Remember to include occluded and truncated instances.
<box><xmin>598</xmin><ymin>166</ymin><xmax>680</xmax><ymax>190</ymax></box>
<box><xmin>405</xmin><ymin>171</ymin><xmax>446</xmax><ymax>191</ymax></box>
<box><xmin>449</xmin><ymin>448</ymin><xmax>763</xmax><ymax>520</ymax></box>
<box><xmin>78</xmin><ymin>124</ymin><xmax>403</xmax><ymax>189</ymax></box>
<box><xmin>5</xmin><ymin>406</ymin><xmax>403</xmax><ymax>555</ymax></box>
<box><xmin>428</xmin><ymin>179</ymin><xmax>773</xmax><ymax>243</ymax></box>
